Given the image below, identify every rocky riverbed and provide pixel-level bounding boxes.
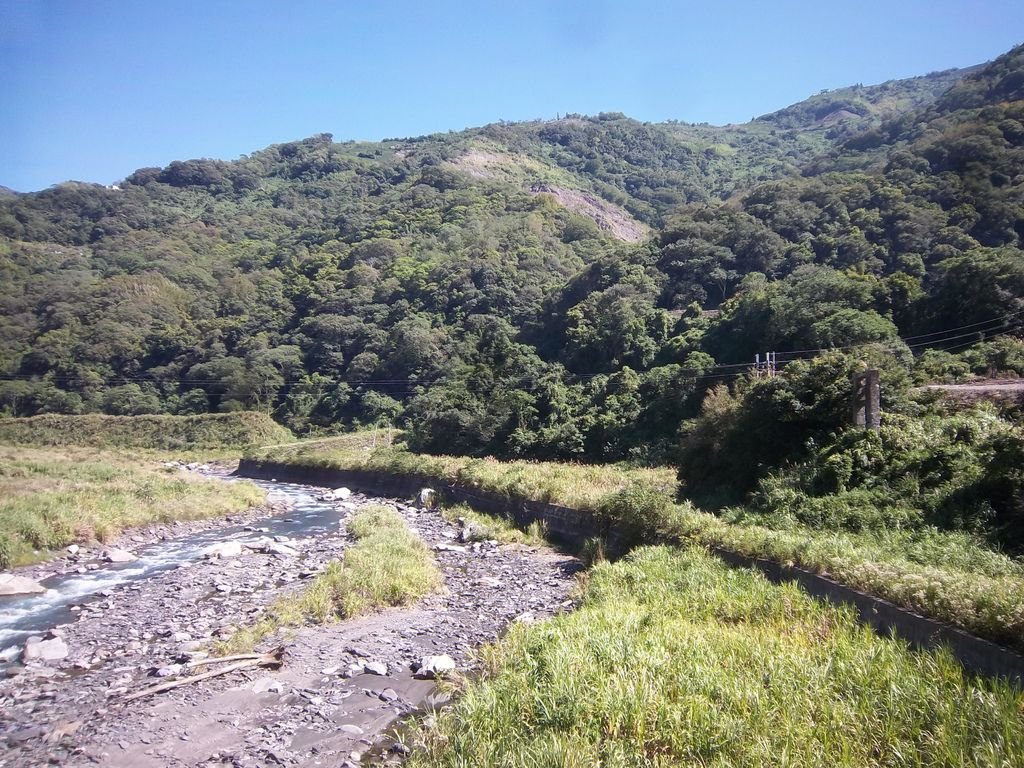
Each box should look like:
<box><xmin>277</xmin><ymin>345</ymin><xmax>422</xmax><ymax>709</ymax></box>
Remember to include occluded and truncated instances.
<box><xmin>0</xmin><ymin>475</ymin><xmax>581</xmax><ymax>767</ymax></box>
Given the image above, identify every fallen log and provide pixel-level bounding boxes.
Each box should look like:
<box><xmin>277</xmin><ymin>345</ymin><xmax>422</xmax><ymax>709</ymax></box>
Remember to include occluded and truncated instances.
<box><xmin>186</xmin><ymin>651</ymin><xmax>276</xmax><ymax>668</ymax></box>
<box><xmin>125</xmin><ymin>647</ymin><xmax>285</xmax><ymax>702</ymax></box>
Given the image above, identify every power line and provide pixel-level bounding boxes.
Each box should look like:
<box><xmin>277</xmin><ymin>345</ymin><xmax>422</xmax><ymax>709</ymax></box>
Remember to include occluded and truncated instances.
<box><xmin>771</xmin><ymin>313</ymin><xmax>1022</xmax><ymax>363</ymax></box>
<box><xmin>899</xmin><ymin>309</ymin><xmax>1024</xmax><ymax>343</ymax></box>
<box><xmin>1</xmin><ymin>312</ymin><xmax>1021</xmax><ymax>394</ymax></box>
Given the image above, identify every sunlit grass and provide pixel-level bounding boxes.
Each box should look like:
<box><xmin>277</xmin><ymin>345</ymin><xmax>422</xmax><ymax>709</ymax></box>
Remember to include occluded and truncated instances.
<box><xmin>218</xmin><ymin>505</ymin><xmax>442</xmax><ymax>654</ymax></box>
<box><xmin>249</xmin><ymin>433</ymin><xmax>676</xmax><ymax>513</ymax></box>
<box><xmin>0</xmin><ymin>412</ymin><xmax>293</xmax><ymax>451</ymax></box>
<box><xmin>410</xmin><ymin>546</ymin><xmax>1024</xmax><ymax>767</ymax></box>
<box><xmin>439</xmin><ymin>503</ymin><xmax>548</xmax><ymax>547</ymax></box>
<box><xmin>661</xmin><ymin>503</ymin><xmax>1024</xmax><ymax>652</ymax></box>
<box><xmin>0</xmin><ymin>444</ymin><xmax>265</xmax><ymax>568</ymax></box>
<box><xmin>253</xmin><ymin>430</ymin><xmax>1024</xmax><ymax>651</ymax></box>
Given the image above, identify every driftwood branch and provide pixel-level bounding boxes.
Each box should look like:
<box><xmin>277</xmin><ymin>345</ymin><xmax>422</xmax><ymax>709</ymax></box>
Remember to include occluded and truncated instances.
<box><xmin>125</xmin><ymin>647</ymin><xmax>285</xmax><ymax>702</ymax></box>
<box><xmin>187</xmin><ymin>651</ymin><xmax>271</xmax><ymax>668</ymax></box>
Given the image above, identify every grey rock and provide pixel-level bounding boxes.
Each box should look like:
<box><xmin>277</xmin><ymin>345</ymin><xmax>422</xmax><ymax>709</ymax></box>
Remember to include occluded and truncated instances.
<box><xmin>364</xmin><ymin>661</ymin><xmax>388</xmax><ymax>676</ymax></box>
<box><xmin>103</xmin><ymin>547</ymin><xmax>137</xmax><ymax>563</ymax></box>
<box><xmin>252</xmin><ymin>677</ymin><xmax>283</xmax><ymax>694</ymax></box>
<box><xmin>417</xmin><ymin>488</ymin><xmax>436</xmax><ymax>509</ymax></box>
<box><xmin>23</xmin><ymin>636</ymin><xmax>69</xmax><ymax>662</ymax></box>
<box><xmin>0</xmin><ymin>574</ymin><xmax>47</xmax><ymax>596</ymax></box>
<box><xmin>415</xmin><ymin>654</ymin><xmax>456</xmax><ymax>679</ymax></box>
<box><xmin>426</xmin><ymin>691</ymin><xmax>452</xmax><ymax>708</ymax></box>
<box><xmin>202</xmin><ymin>540</ymin><xmax>244</xmax><ymax>559</ymax></box>
<box><xmin>434</xmin><ymin>543</ymin><xmax>469</xmax><ymax>553</ymax></box>
<box><xmin>259</xmin><ymin>541</ymin><xmax>299</xmax><ymax>557</ymax></box>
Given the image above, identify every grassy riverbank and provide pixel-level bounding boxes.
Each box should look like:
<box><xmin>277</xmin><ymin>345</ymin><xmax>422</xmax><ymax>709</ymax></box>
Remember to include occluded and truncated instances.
<box><xmin>411</xmin><ymin>546</ymin><xmax>1024</xmax><ymax>767</ymax></box>
<box><xmin>221</xmin><ymin>505</ymin><xmax>441</xmax><ymax>653</ymax></box>
<box><xmin>0</xmin><ymin>412</ymin><xmax>294</xmax><ymax>452</ymax></box>
<box><xmin>440</xmin><ymin>503</ymin><xmax>548</xmax><ymax>547</ymax></box>
<box><xmin>247</xmin><ymin>432</ymin><xmax>677</xmax><ymax>512</ymax></box>
<box><xmin>0</xmin><ymin>445</ymin><xmax>265</xmax><ymax>568</ymax></box>
<box><xmin>250</xmin><ymin>433</ymin><xmax>1024</xmax><ymax>651</ymax></box>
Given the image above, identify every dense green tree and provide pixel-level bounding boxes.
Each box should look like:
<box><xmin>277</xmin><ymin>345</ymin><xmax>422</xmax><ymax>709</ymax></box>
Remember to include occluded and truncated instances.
<box><xmin>0</xmin><ymin>43</ymin><xmax>1022</xmax><ymax>468</ymax></box>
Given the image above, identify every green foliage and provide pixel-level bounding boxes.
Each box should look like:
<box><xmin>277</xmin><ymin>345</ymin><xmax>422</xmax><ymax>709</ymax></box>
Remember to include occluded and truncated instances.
<box><xmin>598</xmin><ymin>481</ymin><xmax>674</xmax><ymax>545</ymax></box>
<box><xmin>0</xmin><ymin>44</ymin><xmax>1022</xmax><ymax>470</ymax></box>
<box><xmin>0</xmin><ymin>412</ymin><xmax>293</xmax><ymax>451</ymax></box>
<box><xmin>677</xmin><ymin>352</ymin><xmax>909</xmax><ymax>505</ymax></box>
<box><xmin>411</xmin><ymin>546</ymin><xmax>1024</xmax><ymax>767</ymax></box>
<box><xmin>737</xmin><ymin>407</ymin><xmax>1024</xmax><ymax>553</ymax></box>
<box><xmin>0</xmin><ymin>445</ymin><xmax>264</xmax><ymax>567</ymax></box>
<box><xmin>0</xmin><ymin>533</ymin><xmax>12</xmax><ymax>570</ymax></box>
<box><xmin>219</xmin><ymin>504</ymin><xmax>441</xmax><ymax>653</ymax></box>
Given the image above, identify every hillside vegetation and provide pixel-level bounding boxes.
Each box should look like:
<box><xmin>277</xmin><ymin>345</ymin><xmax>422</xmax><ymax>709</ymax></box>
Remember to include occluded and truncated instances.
<box><xmin>2</xmin><ymin>46</ymin><xmax>1024</xmax><ymax>629</ymax></box>
<box><xmin>1</xmin><ymin>48</ymin><xmax>1019</xmax><ymax>465</ymax></box>
<box><xmin>0</xmin><ymin>412</ymin><xmax>293</xmax><ymax>451</ymax></box>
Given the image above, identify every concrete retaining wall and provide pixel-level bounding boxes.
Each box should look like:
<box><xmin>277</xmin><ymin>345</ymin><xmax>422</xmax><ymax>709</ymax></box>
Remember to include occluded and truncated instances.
<box><xmin>237</xmin><ymin>458</ymin><xmax>1024</xmax><ymax>685</ymax></box>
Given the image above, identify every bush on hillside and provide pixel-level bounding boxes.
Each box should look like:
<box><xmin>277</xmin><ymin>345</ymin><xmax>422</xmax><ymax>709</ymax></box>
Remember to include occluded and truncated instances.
<box><xmin>737</xmin><ymin>407</ymin><xmax>1024</xmax><ymax>553</ymax></box>
<box><xmin>676</xmin><ymin>350</ymin><xmax>911</xmax><ymax>505</ymax></box>
<box><xmin>0</xmin><ymin>412</ymin><xmax>293</xmax><ymax>451</ymax></box>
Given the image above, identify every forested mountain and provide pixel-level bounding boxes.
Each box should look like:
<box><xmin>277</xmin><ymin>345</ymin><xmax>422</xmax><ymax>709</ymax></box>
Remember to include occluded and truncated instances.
<box><xmin>1</xmin><ymin>45</ymin><xmax>1022</xmax><ymax>466</ymax></box>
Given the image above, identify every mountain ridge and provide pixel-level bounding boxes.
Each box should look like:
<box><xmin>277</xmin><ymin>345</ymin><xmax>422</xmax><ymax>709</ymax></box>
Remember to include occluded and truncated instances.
<box><xmin>0</xmin><ymin>44</ymin><xmax>1021</xmax><ymax>466</ymax></box>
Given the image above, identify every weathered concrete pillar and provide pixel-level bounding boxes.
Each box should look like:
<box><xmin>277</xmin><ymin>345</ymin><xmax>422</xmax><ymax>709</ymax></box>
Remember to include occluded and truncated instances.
<box><xmin>852</xmin><ymin>369</ymin><xmax>881</xmax><ymax>431</ymax></box>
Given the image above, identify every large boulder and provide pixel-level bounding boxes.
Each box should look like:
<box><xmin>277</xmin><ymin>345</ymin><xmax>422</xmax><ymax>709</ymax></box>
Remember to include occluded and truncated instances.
<box><xmin>23</xmin><ymin>635</ymin><xmax>69</xmax><ymax>663</ymax></box>
<box><xmin>0</xmin><ymin>574</ymin><xmax>47</xmax><ymax>596</ymax></box>
<box><xmin>103</xmin><ymin>547</ymin><xmax>137</xmax><ymax>563</ymax></box>
<box><xmin>202</xmin><ymin>540</ymin><xmax>244</xmax><ymax>559</ymax></box>
<box><xmin>417</xmin><ymin>488</ymin><xmax>437</xmax><ymax>510</ymax></box>
<box><xmin>251</xmin><ymin>538</ymin><xmax>298</xmax><ymax>557</ymax></box>
<box><xmin>414</xmin><ymin>654</ymin><xmax>456</xmax><ymax>679</ymax></box>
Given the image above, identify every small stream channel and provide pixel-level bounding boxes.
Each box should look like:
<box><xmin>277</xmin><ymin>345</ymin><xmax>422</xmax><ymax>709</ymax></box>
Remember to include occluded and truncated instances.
<box><xmin>0</xmin><ymin>474</ymin><xmax>344</xmax><ymax>652</ymax></box>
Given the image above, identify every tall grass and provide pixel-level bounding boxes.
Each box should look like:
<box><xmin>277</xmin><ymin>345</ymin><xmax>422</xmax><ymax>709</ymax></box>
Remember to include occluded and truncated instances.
<box><xmin>254</xmin><ymin>433</ymin><xmax>1024</xmax><ymax>652</ymax></box>
<box><xmin>661</xmin><ymin>503</ymin><xmax>1024</xmax><ymax>652</ymax></box>
<box><xmin>249</xmin><ymin>437</ymin><xmax>676</xmax><ymax>513</ymax></box>
<box><xmin>411</xmin><ymin>547</ymin><xmax>1024</xmax><ymax>767</ymax></box>
<box><xmin>439</xmin><ymin>503</ymin><xmax>548</xmax><ymax>547</ymax></box>
<box><xmin>0</xmin><ymin>412</ymin><xmax>294</xmax><ymax>451</ymax></box>
<box><xmin>220</xmin><ymin>505</ymin><xmax>442</xmax><ymax>653</ymax></box>
<box><xmin>0</xmin><ymin>445</ymin><xmax>265</xmax><ymax>568</ymax></box>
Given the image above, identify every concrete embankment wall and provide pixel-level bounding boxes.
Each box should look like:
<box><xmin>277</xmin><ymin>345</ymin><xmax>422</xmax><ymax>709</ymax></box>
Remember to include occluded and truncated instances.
<box><xmin>237</xmin><ymin>458</ymin><xmax>1024</xmax><ymax>686</ymax></box>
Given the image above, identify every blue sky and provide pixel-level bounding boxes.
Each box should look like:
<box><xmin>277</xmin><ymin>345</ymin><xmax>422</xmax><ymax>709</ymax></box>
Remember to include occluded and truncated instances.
<box><xmin>2</xmin><ymin>1</ymin><xmax>1021</xmax><ymax>191</ymax></box>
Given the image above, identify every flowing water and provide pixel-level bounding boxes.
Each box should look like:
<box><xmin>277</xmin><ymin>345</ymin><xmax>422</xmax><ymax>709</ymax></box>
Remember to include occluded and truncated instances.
<box><xmin>0</xmin><ymin>474</ymin><xmax>345</xmax><ymax>652</ymax></box>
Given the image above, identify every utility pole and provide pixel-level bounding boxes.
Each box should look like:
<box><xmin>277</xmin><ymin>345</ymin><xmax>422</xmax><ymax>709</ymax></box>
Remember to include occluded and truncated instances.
<box><xmin>852</xmin><ymin>370</ymin><xmax>881</xmax><ymax>431</ymax></box>
<box><xmin>754</xmin><ymin>352</ymin><xmax>777</xmax><ymax>378</ymax></box>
